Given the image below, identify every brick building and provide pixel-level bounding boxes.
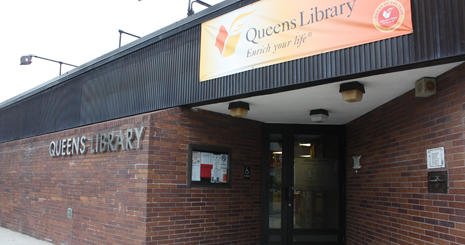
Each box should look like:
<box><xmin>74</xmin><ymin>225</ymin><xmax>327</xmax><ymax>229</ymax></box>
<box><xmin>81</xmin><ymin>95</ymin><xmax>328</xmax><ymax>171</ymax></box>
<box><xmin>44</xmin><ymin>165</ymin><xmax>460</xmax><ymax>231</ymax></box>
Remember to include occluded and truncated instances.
<box><xmin>1</xmin><ymin>0</ymin><xmax>464</xmax><ymax>244</ymax></box>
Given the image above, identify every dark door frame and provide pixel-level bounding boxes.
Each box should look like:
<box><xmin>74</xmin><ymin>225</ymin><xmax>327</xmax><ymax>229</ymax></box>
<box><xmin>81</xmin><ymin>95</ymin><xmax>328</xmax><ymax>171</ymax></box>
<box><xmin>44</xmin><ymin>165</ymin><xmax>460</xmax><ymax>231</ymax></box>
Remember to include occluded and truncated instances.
<box><xmin>260</xmin><ymin>124</ymin><xmax>347</xmax><ymax>245</ymax></box>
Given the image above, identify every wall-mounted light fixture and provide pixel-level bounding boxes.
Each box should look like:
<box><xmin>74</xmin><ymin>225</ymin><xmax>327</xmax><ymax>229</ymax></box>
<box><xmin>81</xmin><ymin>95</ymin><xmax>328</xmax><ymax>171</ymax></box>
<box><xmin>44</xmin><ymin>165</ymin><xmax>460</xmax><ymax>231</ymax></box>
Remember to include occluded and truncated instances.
<box><xmin>187</xmin><ymin>0</ymin><xmax>212</xmax><ymax>16</ymax></box>
<box><xmin>353</xmin><ymin>155</ymin><xmax>362</xmax><ymax>174</ymax></box>
<box><xmin>118</xmin><ymin>30</ymin><xmax>140</xmax><ymax>48</ymax></box>
<box><xmin>415</xmin><ymin>77</ymin><xmax>436</xmax><ymax>97</ymax></box>
<box><xmin>228</xmin><ymin>101</ymin><xmax>250</xmax><ymax>118</ymax></box>
<box><xmin>20</xmin><ymin>54</ymin><xmax>78</xmax><ymax>75</ymax></box>
<box><xmin>310</xmin><ymin>109</ymin><xmax>329</xmax><ymax>123</ymax></box>
<box><xmin>339</xmin><ymin>81</ymin><xmax>365</xmax><ymax>103</ymax></box>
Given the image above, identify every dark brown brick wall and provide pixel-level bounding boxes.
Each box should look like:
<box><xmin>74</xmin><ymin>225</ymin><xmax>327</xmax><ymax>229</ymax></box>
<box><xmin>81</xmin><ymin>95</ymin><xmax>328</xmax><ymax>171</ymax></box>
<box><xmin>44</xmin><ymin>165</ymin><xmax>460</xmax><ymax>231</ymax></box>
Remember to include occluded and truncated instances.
<box><xmin>0</xmin><ymin>111</ymin><xmax>153</xmax><ymax>245</ymax></box>
<box><xmin>346</xmin><ymin>63</ymin><xmax>465</xmax><ymax>245</ymax></box>
<box><xmin>0</xmin><ymin>107</ymin><xmax>262</xmax><ymax>245</ymax></box>
<box><xmin>145</xmin><ymin>108</ymin><xmax>262</xmax><ymax>245</ymax></box>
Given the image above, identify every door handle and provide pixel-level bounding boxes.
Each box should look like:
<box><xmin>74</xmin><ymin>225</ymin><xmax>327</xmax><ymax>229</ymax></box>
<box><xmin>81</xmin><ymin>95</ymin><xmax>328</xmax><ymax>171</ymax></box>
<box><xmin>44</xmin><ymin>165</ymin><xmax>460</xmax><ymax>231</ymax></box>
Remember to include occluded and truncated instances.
<box><xmin>284</xmin><ymin>187</ymin><xmax>289</xmax><ymax>201</ymax></box>
<box><xmin>289</xmin><ymin>187</ymin><xmax>294</xmax><ymax>201</ymax></box>
<box><xmin>284</xmin><ymin>187</ymin><xmax>294</xmax><ymax>202</ymax></box>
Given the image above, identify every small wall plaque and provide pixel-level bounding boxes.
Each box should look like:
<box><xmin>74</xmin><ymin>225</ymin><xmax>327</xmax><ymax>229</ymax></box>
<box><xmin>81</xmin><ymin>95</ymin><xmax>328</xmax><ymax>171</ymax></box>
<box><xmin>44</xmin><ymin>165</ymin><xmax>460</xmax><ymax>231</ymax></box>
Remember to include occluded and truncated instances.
<box><xmin>428</xmin><ymin>171</ymin><xmax>448</xmax><ymax>194</ymax></box>
<box><xmin>427</xmin><ymin>147</ymin><xmax>445</xmax><ymax>169</ymax></box>
<box><xmin>244</xmin><ymin>166</ymin><xmax>251</xmax><ymax>179</ymax></box>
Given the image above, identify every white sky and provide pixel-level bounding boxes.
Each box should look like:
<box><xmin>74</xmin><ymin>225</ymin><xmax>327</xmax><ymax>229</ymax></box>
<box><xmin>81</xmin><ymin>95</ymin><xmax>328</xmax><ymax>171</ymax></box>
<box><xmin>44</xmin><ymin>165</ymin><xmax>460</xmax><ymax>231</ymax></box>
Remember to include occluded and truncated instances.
<box><xmin>0</xmin><ymin>0</ymin><xmax>225</xmax><ymax>104</ymax></box>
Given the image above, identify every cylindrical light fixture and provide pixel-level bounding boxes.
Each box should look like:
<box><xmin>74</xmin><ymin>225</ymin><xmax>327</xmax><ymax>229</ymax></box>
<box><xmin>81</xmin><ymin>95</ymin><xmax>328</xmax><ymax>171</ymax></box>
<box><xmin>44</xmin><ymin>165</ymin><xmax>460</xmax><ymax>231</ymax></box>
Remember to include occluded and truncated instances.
<box><xmin>309</xmin><ymin>109</ymin><xmax>329</xmax><ymax>123</ymax></box>
<box><xmin>339</xmin><ymin>81</ymin><xmax>365</xmax><ymax>103</ymax></box>
<box><xmin>228</xmin><ymin>101</ymin><xmax>250</xmax><ymax>118</ymax></box>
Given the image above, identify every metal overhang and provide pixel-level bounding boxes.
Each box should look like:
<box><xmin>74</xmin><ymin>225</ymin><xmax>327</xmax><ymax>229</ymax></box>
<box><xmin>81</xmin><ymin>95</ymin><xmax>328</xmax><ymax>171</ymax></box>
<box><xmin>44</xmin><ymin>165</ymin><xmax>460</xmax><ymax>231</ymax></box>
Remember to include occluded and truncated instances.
<box><xmin>0</xmin><ymin>0</ymin><xmax>255</xmax><ymax>111</ymax></box>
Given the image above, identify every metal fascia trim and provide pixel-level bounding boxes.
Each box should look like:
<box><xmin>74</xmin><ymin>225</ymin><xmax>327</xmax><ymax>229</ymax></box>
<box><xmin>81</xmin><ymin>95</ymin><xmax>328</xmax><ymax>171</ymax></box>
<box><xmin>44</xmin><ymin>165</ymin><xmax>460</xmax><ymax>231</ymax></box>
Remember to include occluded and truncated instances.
<box><xmin>0</xmin><ymin>0</ymin><xmax>242</xmax><ymax>110</ymax></box>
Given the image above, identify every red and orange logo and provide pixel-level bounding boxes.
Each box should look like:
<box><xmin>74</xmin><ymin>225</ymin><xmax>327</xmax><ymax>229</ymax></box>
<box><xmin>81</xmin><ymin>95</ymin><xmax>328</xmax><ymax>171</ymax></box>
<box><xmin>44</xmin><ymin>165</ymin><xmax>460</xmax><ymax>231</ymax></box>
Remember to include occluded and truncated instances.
<box><xmin>215</xmin><ymin>11</ymin><xmax>254</xmax><ymax>57</ymax></box>
<box><xmin>373</xmin><ymin>0</ymin><xmax>405</xmax><ymax>33</ymax></box>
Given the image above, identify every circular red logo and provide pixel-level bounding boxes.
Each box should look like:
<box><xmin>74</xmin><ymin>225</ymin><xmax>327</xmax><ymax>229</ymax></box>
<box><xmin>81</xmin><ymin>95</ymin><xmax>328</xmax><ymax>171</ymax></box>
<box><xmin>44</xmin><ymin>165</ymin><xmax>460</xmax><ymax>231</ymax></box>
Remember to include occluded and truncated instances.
<box><xmin>373</xmin><ymin>1</ymin><xmax>405</xmax><ymax>33</ymax></box>
<box><xmin>378</xmin><ymin>6</ymin><xmax>400</xmax><ymax>28</ymax></box>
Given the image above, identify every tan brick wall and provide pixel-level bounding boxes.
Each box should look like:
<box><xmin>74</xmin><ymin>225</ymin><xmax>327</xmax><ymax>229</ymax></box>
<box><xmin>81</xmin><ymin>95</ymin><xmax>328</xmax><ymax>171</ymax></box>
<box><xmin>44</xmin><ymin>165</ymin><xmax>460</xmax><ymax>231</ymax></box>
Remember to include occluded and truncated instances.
<box><xmin>346</xmin><ymin>63</ymin><xmax>465</xmax><ymax>245</ymax></box>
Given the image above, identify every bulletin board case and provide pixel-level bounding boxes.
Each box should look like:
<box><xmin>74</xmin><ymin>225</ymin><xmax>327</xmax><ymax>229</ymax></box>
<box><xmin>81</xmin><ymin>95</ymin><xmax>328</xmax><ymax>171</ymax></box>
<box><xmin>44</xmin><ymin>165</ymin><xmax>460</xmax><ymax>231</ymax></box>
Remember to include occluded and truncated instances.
<box><xmin>187</xmin><ymin>144</ymin><xmax>232</xmax><ymax>188</ymax></box>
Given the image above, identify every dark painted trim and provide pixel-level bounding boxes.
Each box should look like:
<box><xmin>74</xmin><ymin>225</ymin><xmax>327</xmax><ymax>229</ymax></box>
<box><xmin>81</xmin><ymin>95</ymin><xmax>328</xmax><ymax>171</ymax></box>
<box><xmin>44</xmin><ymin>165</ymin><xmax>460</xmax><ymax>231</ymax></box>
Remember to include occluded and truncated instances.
<box><xmin>261</xmin><ymin>124</ymin><xmax>346</xmax><ymax>245</ymax></box>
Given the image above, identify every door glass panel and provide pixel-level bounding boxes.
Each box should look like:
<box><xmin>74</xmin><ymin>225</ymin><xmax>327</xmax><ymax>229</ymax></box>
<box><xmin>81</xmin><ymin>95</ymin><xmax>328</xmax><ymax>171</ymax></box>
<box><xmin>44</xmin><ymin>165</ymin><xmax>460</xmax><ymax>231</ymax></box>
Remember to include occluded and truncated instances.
<box><xmin>269</xmin><ymin>134</ymin><xmax>283</xmax><ymax>230</ymax></box>
<box><xmin>264</xmin><ymin>130</ymin><xmax>341</xmax><ymax>244</ymax></box>
<box><xmin>293</xmin><ymin>134</ymin><xmax>339</xmax><ymax>232</ymax></box>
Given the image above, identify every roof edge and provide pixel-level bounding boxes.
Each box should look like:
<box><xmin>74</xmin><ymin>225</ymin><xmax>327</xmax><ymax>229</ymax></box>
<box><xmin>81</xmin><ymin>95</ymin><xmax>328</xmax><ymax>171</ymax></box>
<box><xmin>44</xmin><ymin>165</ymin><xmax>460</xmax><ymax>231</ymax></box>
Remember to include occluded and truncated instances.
<box><xmin>0</xmin><ymin>0</ymin><xmax>242</xmax><ymax>110</ymax></box>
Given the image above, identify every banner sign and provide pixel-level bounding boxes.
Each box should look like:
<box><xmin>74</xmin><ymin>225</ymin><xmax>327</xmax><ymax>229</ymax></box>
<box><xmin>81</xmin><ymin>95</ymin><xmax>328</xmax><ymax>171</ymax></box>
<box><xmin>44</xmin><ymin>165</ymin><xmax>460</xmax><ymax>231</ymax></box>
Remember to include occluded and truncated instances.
<box><xmin>200</xmin><ymin>0</ymin><xmax>413</xmax><ymax>81</ymax></box>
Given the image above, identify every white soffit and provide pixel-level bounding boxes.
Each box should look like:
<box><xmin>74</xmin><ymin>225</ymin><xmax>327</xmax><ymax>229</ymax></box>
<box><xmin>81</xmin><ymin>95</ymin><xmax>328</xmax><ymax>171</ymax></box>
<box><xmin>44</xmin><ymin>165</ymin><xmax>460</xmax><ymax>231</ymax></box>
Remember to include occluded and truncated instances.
<box><xmin>196</xmin><ymin>62</ymin><xmax>463</xmax><ymax>125</ymax></box>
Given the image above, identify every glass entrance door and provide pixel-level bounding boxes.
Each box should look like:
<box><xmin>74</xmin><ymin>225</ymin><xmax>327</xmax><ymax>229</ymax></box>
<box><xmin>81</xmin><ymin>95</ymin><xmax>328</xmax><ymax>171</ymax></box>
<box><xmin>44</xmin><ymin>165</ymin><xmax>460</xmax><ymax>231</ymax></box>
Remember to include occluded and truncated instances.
<box><xmin>262</xmin><ymin>126</ymin><xmax>345</xmax><ymax>245</ymax></box>
<box><xmin>291</xmin><ymin>134</ymin><xmax>340</xmax><ymax>244</ymax></box>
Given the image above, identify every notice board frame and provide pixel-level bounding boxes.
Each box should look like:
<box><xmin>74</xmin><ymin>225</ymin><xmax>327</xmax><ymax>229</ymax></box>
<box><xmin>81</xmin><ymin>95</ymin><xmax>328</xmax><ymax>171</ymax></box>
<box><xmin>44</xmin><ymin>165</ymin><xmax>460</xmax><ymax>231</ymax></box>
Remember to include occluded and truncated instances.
<box><xmin>187</xmin><ymin>143</ymin><xmax>233</xmax><ymax>188</ymax></box>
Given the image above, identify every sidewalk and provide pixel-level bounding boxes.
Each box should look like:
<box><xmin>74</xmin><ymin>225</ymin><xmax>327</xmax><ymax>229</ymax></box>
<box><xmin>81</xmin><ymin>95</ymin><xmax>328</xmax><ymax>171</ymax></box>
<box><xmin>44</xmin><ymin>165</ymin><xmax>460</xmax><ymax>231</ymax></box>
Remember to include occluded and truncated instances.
<box><xmin>0</xmin><ymin>227</ymin><xmax>53</xmax><ymax>245</ymax></box>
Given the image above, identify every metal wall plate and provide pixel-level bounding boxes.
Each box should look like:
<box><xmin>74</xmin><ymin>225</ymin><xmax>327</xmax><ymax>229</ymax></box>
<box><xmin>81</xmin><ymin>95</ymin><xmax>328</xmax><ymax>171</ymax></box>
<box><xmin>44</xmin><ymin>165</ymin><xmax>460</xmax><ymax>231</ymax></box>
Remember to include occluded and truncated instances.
<box><xmin>428</xmin><ymin>171</ymin><xmax>448</xmax><ymax>194</ymax></box>
<box><xmin>427</xmin><ymin>147</ymin><xmax>445</xmax><ymax>169</ymax></box>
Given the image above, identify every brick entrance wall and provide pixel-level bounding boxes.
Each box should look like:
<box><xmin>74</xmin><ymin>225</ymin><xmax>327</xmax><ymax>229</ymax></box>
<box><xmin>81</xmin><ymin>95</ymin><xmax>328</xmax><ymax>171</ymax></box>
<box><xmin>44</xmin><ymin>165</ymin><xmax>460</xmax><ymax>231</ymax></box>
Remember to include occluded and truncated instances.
<box><xmin>346</xmin><ymin>63</ymin><xmax>465</xmax><ymax>244</ymax></box>
<box><xmin>0</xmin><ymin>112</ymin><xmax>151</xmax><ymax>245</ymax></box>
<box><xmin>145</xmin><ymin>108</ymin><xmax>262</xmax><ymax>245</ymax></box>
<box><xmin>0</xmin><ymin>107</ymin><xmax>262</xmax><ymax>245</ymax></box>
